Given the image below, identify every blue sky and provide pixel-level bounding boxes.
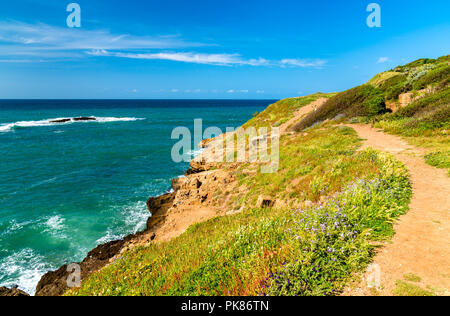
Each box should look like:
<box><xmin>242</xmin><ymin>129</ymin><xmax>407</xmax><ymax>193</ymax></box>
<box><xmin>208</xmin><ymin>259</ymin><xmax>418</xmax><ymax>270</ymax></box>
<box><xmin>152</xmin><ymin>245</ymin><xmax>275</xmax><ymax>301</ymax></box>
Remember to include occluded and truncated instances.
<box><xmin>0</xmin><ymin>0</ymin><xmax>449</xmax><ymax>99</ymax></box>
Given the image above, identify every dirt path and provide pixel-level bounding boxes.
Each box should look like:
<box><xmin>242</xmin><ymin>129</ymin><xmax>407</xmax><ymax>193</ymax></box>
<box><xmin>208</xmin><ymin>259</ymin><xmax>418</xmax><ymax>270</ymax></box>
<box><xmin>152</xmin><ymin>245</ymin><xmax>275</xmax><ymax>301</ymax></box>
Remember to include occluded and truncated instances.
<box><xmin>343</xmin><ymin>124</ymin><xmax>450</xmax><ymax>296</ymax></box>
<box><xmin>279</xmin><ymin>98</ymin><xmax>327</xmax><ymax>134</ymax></box>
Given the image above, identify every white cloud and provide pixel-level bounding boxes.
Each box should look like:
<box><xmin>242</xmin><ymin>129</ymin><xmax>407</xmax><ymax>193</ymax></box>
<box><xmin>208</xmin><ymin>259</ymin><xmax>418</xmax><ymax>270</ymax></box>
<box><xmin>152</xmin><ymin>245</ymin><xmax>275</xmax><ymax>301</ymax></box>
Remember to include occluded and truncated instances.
<box><xmin>90</xmin><ymin>51</ymin><xmax>248</xmax><ymax>66</ymax></box>
<box><xmin>88</xmin><ymin>50</ymin><xmax>272</xmax><ymax>67</ymax></box>
<box><xmin>280</xmin><ymin>59</ymin><xmax>327</xmax><ymax>68</ymax></box>
<box><xmin>89</xmin><ymin>50</ymin><xmax>327</xmax><ymax>68</ymax></box>
<box><xmin>377</xmin><ymin>57</ymin><xmax>390</xmax><ymax>63</ymax></box>
<box><xmin>0</xmin><ymin>21</ymin><xmax>202</xmax><ymax>58</ymax></box>
<box><xmin>0</xmin><ymin>21</ymin><xmax>328</xmax><ymax>68</ymax></box>
<box><xmin>227</xmin><ymin>89</ymin><xmax>235</xmax><ymax>93</ymax></box>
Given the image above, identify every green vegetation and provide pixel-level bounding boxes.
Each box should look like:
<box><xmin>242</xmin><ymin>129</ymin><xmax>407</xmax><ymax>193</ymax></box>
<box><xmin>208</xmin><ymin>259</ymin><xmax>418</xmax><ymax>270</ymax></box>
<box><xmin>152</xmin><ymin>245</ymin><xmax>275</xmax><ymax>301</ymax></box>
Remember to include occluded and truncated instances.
<box><xmin>374</xmin><ymin>88</ymin><xmax>450</xmax><ymax>135</ymax></box>
<box><xmin>67</xmin><ymin>55</ymin><xmax>449</xmax><ymax>296</ymax></box>
<box><xmin>292</xmin><ymin>85</ymin><xmax>386</xmax><ymax>131</ymax></box>
<box><xmin>412</xmin><ymin>64</ymin><xmax>450</xmax><ymax>91</ymax></box>
<box><xmin>403</xmin><ymin>273</ymin><xmax>421</xmax><ymax>283</ymax></box>
<box><xmin>373</xmin><ymin>87</ymin><xmax>449</xmax><ymax>174</ymax></box>
<box><xmin>368</xmin><ymin>71</ymin><xmax>402</xmax><ymax>87</ymax></box>
<box><xmin>243</xmin><ymin>92</ymin><xmax>334</xmax><ymax>130</ymax></box>
<box><xmin>237</xmin><ymin>125</ymin><xmax>375</xmax><ymax>205</ymax></box>
<box><xmin>290</xmin><ymin>55</ymin><xmax>449</xmax><ymax>173</ymax></box>
<box><xmin>378</xmin><ymin>73</ymin><xmax>408</xmax><ymax>100</ymax></box>
<box><xmin>394</xmin><ymin>280</ymin><xmax>435</xmax><ymax>296</ymax></box>
<box><xmin>425</xmin><ymin>151</ymin><xmax>450</xmax><ymax>171</ymax></box>
<box><xmin>262</xmin><ymin>156</ymin><xmax>411</xmax><ymax>296</ymax></box>
<box><xmin>68</xmin><ymin>125</ymin><xmax>411</xmax><ymax>296</ymax></box>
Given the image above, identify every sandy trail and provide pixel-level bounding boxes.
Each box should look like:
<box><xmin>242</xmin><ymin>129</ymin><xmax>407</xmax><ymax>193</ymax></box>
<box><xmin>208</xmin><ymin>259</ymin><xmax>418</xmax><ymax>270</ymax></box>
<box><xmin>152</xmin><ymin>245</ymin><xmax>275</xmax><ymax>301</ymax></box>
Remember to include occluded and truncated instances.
<box><xmin>279</xmin><ymin>98</ymin><xmax>327</xmax><ymax>134</ymax></box>
<box><xmin>343</xmin><ymin>124</ymin><xmax>450</xmax><ymax>296</ymax></box>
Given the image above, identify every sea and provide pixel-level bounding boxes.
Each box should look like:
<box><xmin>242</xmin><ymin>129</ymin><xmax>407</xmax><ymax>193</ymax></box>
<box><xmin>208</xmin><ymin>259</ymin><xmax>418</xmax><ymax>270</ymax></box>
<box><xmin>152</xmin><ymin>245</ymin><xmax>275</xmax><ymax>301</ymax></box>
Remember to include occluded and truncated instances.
<box><xmin>0</xmin><ymin>99</ymin><xmax>272</xmax><ymax>294</ymax></box>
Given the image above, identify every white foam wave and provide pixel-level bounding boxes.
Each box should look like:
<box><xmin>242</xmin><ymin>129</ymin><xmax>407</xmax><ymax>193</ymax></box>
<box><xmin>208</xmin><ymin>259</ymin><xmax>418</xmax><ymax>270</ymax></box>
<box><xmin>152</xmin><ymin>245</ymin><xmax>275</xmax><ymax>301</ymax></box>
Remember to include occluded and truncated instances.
<box><xmin>0</xmin><ymin>116</ymin><xmax>145</xmax><ymax>133</ymax></box>
<box><xmin>0</xmin><ymin>123</ymin><xmax>14</xmax><ymax>132</ymax></box>
<box><xmin>95</xmin><ymin>201</ymin><xmax>150</xmax><ymax>245</ymax></box>
<box><xmin>0</xmin><ymin>248</ymin><xmax>52</xmax><ymax>295</ymax></box>
<box><xmin>95</xmin><ymin>229</ymin><xmax>123</xmax><ymax>245</ymax></box>
<box><xmin>45</xmin><ymin>215</ymin><xmax>65</xmax><ymax>231</ymax></box>
<box><xmin>123</xmin><ymin>201</ymin><xmax>150</xmax><ymax>233</ymax></box>
<box><xmin>185</xmin><ymin>148</ymin><xmax>205</xmax><ymax>158</ymax></box>
<box><xmin>41</xmin><ymin>215</ymin><xmax>68</xmax><ymax>239</ymax></box>
<box><xmin>1</xmin><ymin>219</ymin><xmax>36</xmax><ymax>237</ymax></box>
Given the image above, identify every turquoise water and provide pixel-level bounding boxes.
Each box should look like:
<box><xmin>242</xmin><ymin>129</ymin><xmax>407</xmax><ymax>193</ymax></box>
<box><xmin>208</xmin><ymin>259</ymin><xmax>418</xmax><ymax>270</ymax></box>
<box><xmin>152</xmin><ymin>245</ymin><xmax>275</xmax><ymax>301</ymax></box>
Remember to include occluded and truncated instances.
<box><xmin>0</xmin><ymin>100</ymin><xmax>271</xmax><ymax>294</ymax></box>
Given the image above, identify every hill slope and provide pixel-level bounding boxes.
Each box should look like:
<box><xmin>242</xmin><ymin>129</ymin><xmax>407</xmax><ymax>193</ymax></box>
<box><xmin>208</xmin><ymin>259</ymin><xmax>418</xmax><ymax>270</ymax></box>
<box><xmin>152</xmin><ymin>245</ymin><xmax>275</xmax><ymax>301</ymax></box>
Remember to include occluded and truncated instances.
<box><xmin>61</xmin><ymin>55</ymin><xmax>448</xmax><ymax>296</ymax></box>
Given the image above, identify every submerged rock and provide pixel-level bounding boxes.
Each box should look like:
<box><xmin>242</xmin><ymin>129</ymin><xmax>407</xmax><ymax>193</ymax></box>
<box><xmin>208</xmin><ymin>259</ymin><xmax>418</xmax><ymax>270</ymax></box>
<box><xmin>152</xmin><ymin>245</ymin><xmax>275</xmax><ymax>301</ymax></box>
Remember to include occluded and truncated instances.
<box><xmin>50</xmin><ymin>118</ymin><xmax>71</xmax><ymax>123</ymax></box>
<box><xmin>49</xmin><ymin>117</ymin><xmax>96</xmax><ymax>124</ymax></box>
<box><xmin>73</xmin><ymin>117</ymin><xmax>96</xmax><ymax>121</ymax></box>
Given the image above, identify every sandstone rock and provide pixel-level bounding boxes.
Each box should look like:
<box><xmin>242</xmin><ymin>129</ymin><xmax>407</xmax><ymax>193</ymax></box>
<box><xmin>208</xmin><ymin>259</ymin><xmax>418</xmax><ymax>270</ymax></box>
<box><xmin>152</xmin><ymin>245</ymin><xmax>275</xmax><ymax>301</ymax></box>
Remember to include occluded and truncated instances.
<box><xmin>147</xmin><ymin>193</ymin><xmax>175</xmax><ymax>214</ymax></box>
<box><xmin>399</xmin><ymin>93</ymin><xmax>414</xmax><ymax>108</ymax></box>
<box><xmin>199</xmin><ymin>138</ymin><xmax>214</xmax><ymax>148</ymax></box>
<box><xmin>192</xmin><ymin>178</ymin><xmax>202</xmax><ymax>189</ymax></box>
<box><xmin>171</xmin><ymin>177</ymin><xmax>187</xmax><ymax>191</ymax></box>
<box><xmin>0</xmin><ymin>286</ymin><xmax>30</xmax><ymax>297</ymax></box>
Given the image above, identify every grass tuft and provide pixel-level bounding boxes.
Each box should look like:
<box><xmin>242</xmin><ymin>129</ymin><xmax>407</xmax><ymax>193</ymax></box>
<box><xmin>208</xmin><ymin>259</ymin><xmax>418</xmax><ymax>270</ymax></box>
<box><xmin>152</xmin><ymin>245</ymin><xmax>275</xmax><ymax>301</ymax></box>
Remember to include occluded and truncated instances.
<box><xmin>394</xmin><ymin>280</ymin><xmax>434</xmax><ymax>296</ymax></box>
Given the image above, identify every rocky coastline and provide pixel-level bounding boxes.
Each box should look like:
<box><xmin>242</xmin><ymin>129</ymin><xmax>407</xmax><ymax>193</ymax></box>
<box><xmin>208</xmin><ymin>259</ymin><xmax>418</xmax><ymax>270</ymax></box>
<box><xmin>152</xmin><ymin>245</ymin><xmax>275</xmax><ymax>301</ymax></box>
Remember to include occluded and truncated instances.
<box><xmin>2</xmin><ymin>137</ymin><xmax>237</xmax><ymax>296</ymax></box>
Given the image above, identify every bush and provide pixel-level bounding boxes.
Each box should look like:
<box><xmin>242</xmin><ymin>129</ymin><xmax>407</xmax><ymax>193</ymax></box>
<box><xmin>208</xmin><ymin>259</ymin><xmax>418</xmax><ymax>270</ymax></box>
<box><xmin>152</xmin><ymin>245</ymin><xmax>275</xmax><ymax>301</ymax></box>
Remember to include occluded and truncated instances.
<box><xmin>394</xmin><ymin>87</ymin><xmax>450</xmax><ymax>121</ymax></box>
<box><xmin>393</xmin><ymin>58</ymin><xmax>436</xmax><ymax>72</ymax></box>
<box><xmin>412</xmin><ymin>64</ymin><xmax>450</xmax><ymax>90</ymax></box>
<box><xmin>379</xmin><ymin>74</ymin><xmax>409</xmax><ymax>100</ymax></box>
<box><xmin>292</xmin><ymin>85</ymin><xmax>386</xmax><ymax>131</ymax></box>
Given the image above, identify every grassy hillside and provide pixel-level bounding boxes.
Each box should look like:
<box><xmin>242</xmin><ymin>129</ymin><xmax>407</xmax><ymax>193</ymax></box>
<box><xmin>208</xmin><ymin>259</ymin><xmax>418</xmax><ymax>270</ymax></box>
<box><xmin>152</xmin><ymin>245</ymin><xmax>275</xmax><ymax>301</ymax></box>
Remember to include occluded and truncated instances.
<box><xmin>372</xmin><ymin>56</ymin><xmax>450</xmax><ymax>175</ymax></box>
<box><xmin>293</xmin><ymin>55</ymin><xmax>449</xmax><ymax>174</ymax></box>
<box><xmin>66</xmin><ymin>55</ymin><xmax>448</xmax><ymax>296</ymax></box>
<box><xmin>243</xmin><ymin>92</ymin><xmax>335</xmax><ymax>129</ymax></box>
<box><xmin>68</xmin><ymin>126</ymin><xmax>411</xmax><ymax>296</ymax></box>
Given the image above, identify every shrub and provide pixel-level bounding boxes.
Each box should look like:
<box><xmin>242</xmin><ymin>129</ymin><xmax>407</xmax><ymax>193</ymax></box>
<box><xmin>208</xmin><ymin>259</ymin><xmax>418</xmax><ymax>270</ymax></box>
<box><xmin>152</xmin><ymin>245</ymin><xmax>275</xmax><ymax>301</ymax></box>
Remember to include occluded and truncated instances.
<box><xmin>292</xmin><ymin>85</ymin><xmax>386</xmax><ymax>131</ymax></box>
<box><xmin>393</xmin><ymin>58</ymin><xmax>436</xmax><ymax>72</ymax></box>
<box><xmin>412</xmin><ymin>64</ymin><xmax>450</xmax><ymax>90</ymax></box>
<box><xmin>394</xmin><ymin>87</ymin><xmax>450</xmax><ymax>122</ymax></box>
<box><xmin>379</xmin><ymin>74</ymin><xmax>409</xmax><ymax>100</ymax></box>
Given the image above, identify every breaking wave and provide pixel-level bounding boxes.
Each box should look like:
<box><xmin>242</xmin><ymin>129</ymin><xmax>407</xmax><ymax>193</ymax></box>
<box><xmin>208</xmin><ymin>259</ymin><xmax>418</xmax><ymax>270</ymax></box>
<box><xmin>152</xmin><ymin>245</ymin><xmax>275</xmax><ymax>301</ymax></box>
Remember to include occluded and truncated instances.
<box><xmin>0</xmin><ymin>116</ymin><xmax>145</xmax><ymax>133</ymax></box>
